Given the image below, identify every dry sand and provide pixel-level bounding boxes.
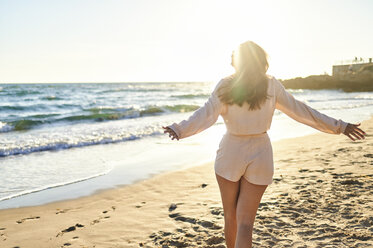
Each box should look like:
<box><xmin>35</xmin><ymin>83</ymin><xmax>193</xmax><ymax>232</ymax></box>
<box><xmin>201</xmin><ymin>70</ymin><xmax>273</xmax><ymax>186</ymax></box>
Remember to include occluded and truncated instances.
<box><xmin>0</xmin><ymin>117</ymin><xmax>372</xmax><ymax>248</ymax></box>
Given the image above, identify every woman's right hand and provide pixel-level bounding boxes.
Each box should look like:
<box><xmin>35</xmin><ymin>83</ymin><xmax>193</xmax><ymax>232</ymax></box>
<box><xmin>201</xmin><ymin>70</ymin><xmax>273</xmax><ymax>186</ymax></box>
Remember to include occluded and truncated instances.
<box><xmin>343</xmin><ymin>123</ymin><xmax>366</xmax><ymax>141</ymax></box>
<box><xmin>162</xmin><ymin>126</ymin><xmax>179</xmax><ymax>141</ymax></box>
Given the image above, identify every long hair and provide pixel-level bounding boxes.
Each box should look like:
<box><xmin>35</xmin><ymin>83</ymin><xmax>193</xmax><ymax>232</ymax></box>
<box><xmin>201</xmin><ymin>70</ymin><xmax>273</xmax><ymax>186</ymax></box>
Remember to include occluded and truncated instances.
<box><xmin>217</xmin><ymin>41</ymin><xmax>270</xmax><ymax>111</ymax></box>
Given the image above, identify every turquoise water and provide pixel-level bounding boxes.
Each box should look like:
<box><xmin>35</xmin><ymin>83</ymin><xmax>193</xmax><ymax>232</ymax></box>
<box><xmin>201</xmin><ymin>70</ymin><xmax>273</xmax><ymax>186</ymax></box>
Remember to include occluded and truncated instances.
<box><xmin>0</xmin><ymin>82</ymin><xmax>210</xmax><ymax>156</ymax></box>
<box><xmin>0</xmin><ymin>82</ymin><xmax>372</xmax><ymax>208</ymax></box>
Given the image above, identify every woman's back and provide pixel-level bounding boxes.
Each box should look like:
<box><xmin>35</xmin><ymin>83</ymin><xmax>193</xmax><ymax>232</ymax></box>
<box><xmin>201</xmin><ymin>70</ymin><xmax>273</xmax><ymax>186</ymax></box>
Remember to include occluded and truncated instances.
<box><xmin>220</xmin><ymin>75</ymin><xmax>276</xmax><ymax>135</ymax></box>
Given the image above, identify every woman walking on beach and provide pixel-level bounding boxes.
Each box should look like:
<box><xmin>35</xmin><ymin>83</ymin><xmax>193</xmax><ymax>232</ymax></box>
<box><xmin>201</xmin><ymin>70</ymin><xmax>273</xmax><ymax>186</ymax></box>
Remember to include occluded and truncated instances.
<box><xmin>162</xmin><ymin>40</ymin><xmax>366</xmax><ymax>248</ymax></box>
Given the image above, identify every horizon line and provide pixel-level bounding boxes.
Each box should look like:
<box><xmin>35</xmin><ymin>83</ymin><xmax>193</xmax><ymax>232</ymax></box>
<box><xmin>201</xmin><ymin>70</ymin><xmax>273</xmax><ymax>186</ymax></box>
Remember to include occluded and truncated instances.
<box><xmin>0</xmin><ymin>74</ymin><xmax>327</xmax><ymax>84</ymax></box>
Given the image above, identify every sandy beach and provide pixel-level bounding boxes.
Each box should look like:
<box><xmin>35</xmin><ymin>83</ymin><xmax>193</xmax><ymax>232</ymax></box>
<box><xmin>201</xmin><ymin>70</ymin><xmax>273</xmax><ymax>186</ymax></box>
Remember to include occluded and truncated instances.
<box><xmin>0</xmin><ymin>116</ymin><xmax>372</xmax><ymax>248</ymax></box>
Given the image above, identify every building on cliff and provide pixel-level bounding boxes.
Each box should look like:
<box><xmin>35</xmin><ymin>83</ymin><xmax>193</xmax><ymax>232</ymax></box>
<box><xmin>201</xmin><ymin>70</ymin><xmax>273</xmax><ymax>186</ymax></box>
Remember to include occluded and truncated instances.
<box><xmin>333</xmin><ymin>57</ymin><xmax>372</xmax><ymax>76</ymax></box>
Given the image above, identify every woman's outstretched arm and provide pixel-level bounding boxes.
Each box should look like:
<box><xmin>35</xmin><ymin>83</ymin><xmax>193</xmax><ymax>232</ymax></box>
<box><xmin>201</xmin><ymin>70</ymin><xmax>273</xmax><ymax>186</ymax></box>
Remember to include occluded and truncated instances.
<box><xmin>163</xmin><ymin>79</ymin><xmax>227</xmax><ymax>140</ymax></box>
<box><xmin>273</xmin><ymin>77</ymin><xmax>366</xmax><ymax>140</ymax></box>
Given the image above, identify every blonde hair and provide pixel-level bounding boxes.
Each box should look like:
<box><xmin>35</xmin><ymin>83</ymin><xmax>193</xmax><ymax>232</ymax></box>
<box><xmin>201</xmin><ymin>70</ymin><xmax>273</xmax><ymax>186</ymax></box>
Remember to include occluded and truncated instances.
<box><xmin>217</xmin><ymin>41</ymin><xmax>270</xmax><ymax>110</ymax></box>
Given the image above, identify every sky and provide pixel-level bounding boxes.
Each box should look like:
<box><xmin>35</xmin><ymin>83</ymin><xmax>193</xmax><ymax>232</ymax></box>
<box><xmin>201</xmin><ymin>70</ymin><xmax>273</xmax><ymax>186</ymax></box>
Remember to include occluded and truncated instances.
<box><xmin>0</xmin><ymin>0</ymin><xmax>372</xmax><ymax>83</ymax></box>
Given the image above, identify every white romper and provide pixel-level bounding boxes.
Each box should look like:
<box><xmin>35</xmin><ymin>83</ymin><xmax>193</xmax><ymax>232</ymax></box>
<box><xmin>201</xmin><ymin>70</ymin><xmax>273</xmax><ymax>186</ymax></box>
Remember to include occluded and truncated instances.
<box><xmin>168</xmin><ymin>75</ymin><xmax>348</xmax><ymax>185</ymax></box>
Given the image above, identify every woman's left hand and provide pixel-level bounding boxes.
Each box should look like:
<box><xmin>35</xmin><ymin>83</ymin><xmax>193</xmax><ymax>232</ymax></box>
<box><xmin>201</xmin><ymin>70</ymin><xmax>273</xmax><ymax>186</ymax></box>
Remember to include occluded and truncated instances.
<box><xmin>343</xmin><ymin>123</ymin><xmax>366</xmax><ymax>141</ymax></box>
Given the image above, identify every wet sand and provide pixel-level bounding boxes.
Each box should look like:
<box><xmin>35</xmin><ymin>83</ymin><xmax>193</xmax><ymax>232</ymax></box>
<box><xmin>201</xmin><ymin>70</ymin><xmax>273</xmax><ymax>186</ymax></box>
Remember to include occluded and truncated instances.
<box><xmin>0</xmin><ymin>116</ymin><xmax>372</xmax><ymax>248</ymax></box>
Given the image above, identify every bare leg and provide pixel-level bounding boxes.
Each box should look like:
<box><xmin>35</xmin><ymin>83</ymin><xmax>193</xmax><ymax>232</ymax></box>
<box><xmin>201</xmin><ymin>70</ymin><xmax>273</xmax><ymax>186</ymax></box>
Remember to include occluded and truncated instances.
<box><xmin>215</xmin><ymin>173</ymin><xmax>240</xmax><ymax>248</ymax></box>
<box><xmin>235</xmin><ymin>177</ymin><xmax>267</xmax><ymax>248</ymax></box>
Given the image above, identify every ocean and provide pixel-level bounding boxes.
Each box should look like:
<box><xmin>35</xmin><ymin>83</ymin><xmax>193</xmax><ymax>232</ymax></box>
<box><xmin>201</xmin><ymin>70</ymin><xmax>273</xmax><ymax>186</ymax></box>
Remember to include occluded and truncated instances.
<box><xmin>1</xmin><ymin>81</ymin><xmax>372</xmax><ymax>209</ymax></box>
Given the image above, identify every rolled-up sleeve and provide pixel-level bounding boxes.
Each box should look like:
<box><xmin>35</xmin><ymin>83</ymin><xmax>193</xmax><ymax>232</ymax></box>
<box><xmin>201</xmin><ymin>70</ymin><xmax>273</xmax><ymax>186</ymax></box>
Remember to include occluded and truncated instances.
<box><xmin>273</xmin><ymin>77</ymin><xmax>348</xmax><ymax>134</ymax></box>
<box><xmin>168</xmin><ymin>80</ymin><xmax>226</xmax><ymax>139</ymax></box>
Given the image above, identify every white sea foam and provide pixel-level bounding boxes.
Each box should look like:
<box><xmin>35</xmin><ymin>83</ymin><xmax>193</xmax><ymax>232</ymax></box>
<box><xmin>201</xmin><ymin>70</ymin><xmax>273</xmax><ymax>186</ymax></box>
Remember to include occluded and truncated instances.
<box><xmin>0</xmin><ymin>121</ymin><xmax>13</xmax><ymax>133</ymax></box>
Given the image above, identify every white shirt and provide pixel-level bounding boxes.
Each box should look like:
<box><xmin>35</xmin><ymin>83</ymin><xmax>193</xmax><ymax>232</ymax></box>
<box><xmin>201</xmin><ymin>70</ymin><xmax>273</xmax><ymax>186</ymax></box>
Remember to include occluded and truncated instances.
<box><xmin>168</xmin><ymin>75</ymin><xmax>348</xmax><ymax>139</ymax></box>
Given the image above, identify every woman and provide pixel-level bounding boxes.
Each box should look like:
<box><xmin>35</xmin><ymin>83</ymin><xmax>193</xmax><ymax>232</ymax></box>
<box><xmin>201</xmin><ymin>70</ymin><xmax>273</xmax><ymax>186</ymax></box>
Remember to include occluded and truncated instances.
<box><xmin>162</xmin><ymin>40</ymin><xmax>366</xmax><ymax>248</ymax></box>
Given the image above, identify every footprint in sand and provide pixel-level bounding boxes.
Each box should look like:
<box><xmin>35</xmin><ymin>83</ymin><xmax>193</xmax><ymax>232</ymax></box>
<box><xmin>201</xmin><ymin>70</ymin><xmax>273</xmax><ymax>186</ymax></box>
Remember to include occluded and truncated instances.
<box><xmin>210</xmin><ymin>206</ymin><xmax>223</xmax><ymax>216</ymax></box>
<box><xmin>206</xmin><ymin>235</ymin><xmax>225</xmax><ymax>245</ymax></box>
<box><xmin>16</xmin><ymin>216</ymin><xmax>40</xmax><ymax>224</ymax></box>
<box><xmin>101</xmin><ymin>210</ymin><xmax>112</xmax><ymax>219</ymax></box>
<box><xmin>144</xmin><ymin>202</ymin><xmax>227</xmax><ymax>247</ymax></box>
<box><xmin>90</xmin><ymin>209</ymin><xmax>113</xmax><ymax>225</ymax></box>
<box><xmin>168</xmin><ymin>203</ymin><xmax>177</xmax><ymax>211</ymax></box>
<box><xmin>337</xmin><ymin>147</ymin><xmax>350</xmax><ymax>152</ymax></box>
<box><xmin>272</xmin><ymin>177</ymin><xmax>282</xmax><ymax>183</ymax></box>
<box><xmin>339</xmin><ymin>179</ymin><xmax>363</xmax><ymax>186</ymax></box>
<box><xmin>90</xmin><ymin>219</ymin><xmax>100</xmax><ymax>225</ymax></box>
<box><xmin>90</xmin><ymin>206</ymin><xmax>115</xmax><ymax>225</ymax></box>
<box><xmin>330</xmin><ymin>172</ymin><xmax>353</xmax><ymax>179</ymax></box>
<box><xmin>56</xmin><ymin>223</ymin><xmax>84</xmax><ymax>237</ymax></box>
<box><xmin>0</xmin><ymin>227</ymin><xmax>5</xmax><ymax>240</ymax></box>
<box><xmin>56</xmin><ymin>209</ymin><xmax>70</xmax><ymax>214</ymax></box>
<box><xmin>1</xmin><ymin>233</ymin><xmax>7</xmax><ymax>242</ymax></box>
<box><xmin>169</xmin><ymin>212</ymin><xmax>222</xmax><ymax>230</ymax></box>
<box><xmin>135</xmin><ymin>201</ymin><xmax>146</xmax><ymax>208</ymax></box>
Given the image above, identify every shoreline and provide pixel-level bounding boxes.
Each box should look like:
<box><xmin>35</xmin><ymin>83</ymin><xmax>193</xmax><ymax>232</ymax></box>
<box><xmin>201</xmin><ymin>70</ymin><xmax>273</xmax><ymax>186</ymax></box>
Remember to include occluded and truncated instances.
<box><xmin>0</xmin><ymin>116</ymin><xmax>372</xmax><ymax>247</ymax></box>
<box><xmin>0</xmin><ymin>112</ymin><xmax>368</xmax><ymax>210</ymax></box>
<box><xmin>0</xmin><ymin>122</ymin><xmax>339</xmax><ymax>210</ymax></box>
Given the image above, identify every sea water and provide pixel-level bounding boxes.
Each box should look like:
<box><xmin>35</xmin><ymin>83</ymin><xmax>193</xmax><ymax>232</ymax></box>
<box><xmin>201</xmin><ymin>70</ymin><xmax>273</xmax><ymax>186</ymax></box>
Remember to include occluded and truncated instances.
<box><xmin>0</xmin><ymin>82</ymin><xmax>372</xmax><ymax>208</ymax></box>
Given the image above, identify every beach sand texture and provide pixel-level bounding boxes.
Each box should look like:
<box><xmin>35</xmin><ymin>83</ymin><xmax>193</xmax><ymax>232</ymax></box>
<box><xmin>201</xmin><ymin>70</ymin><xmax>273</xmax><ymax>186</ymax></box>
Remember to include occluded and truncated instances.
<box><xmin>0</xmin><ymin>116</ymin><xmax>372</xmax><ymax>248</ymax></box>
